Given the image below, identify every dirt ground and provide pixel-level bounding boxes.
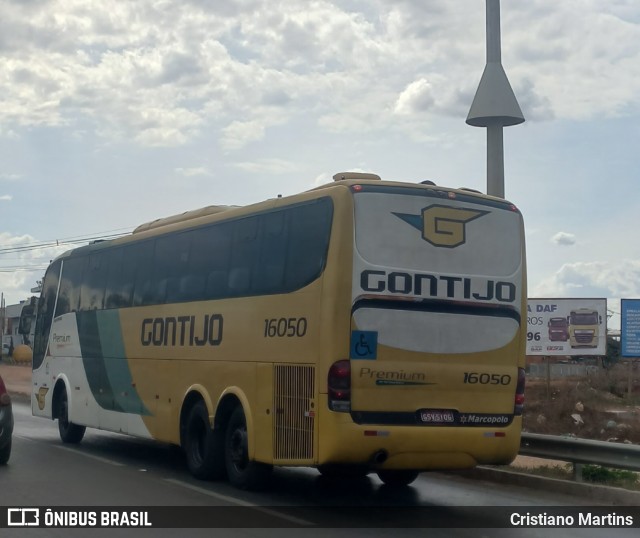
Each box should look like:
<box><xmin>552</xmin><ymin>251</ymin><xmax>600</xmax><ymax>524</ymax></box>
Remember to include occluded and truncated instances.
<box><xmin>0</xmin><ymin>362</ymin><xmax>31</xmax><ymax>397</ymax></box>
<box><xmin>523</xmin><ymin>369</ymin><xmax>640</xmax><ymax>444</ymax></box>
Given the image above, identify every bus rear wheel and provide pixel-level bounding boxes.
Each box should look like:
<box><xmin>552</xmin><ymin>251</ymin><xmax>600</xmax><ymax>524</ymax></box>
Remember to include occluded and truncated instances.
<box><xmin>376</xmin><ymin>469</ymin><xmax>420</xmax><ymax>487</ymax></box>
<box><xmin>184</xmin><ymin>400</ymin><xmax>225</xmax><ymax>480</ymax></box>
<box><xmin>224</xmin><ymin>407</ymin><xmax>271</xmax><ymax>490</ymax></box>
<box><xmin>57</xmin><ymin>390</ymin><xmax>85</xmax><ymax>444</ymax></box>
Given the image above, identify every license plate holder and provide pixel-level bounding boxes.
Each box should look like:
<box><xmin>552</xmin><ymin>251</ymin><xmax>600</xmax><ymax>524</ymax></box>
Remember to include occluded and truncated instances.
<box><xmin>418</xmin><ymin>409</ymin><xmax>455</xmax><ymax>424</ymax></box>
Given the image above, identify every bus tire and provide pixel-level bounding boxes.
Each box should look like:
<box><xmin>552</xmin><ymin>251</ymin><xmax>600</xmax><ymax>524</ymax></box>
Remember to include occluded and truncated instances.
<box><xmin>224</xmin><ymin>406</ymin><xmax>272</xmax><ymax>490</ymax></box>
<box><xmin>184</xmin><ymin>400</ymin><xmax>226</xmax><ymax>480</ymax></box>
<box><xmin>57</xmin><ymin>390</ymin><xmax>85</xmax><ymax>444</ymax></box>
<box><xmin>376</xmin><ymin>469</ymin><xmax>420</xmax><ymax>487</ymax></box>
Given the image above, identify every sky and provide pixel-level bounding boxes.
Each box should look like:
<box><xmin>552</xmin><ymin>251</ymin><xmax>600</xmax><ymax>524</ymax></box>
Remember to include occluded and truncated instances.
<box><xmin>0</xmin><ymin>0</ymin><xmax>639</xmax><ymax>330</ymax></box>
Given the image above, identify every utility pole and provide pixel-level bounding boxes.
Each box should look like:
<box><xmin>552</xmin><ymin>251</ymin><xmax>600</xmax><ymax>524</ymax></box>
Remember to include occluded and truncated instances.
<box><xmin>466</xmin><ymin>0</ymin><xmax>524</xmax><ymax>198</ymax></box>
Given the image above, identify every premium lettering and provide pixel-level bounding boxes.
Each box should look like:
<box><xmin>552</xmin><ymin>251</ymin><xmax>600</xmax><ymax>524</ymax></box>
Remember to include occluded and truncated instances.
<box><xmin>359</xmin><ymin>367</ymin><xmax>425</xmax><ymax>382</ymax></box>
<box><xmin>52</xmin><ymin>334</ymin><xmax>71</xmax><ymax>344</ymax></box>
<box><xmin>141</xmin><ymin>314</ymin><xmax>223</xmax><ymax>347</ymax></box>
<box><xmin>360</xmin><ymin>269</ymin><xmax>516</xmax><ymax>303</ymax></box>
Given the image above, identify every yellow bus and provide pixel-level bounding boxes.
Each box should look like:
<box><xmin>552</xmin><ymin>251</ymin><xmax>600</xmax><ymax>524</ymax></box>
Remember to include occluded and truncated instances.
<box><xmin>27</xmin><ymin>172</ymin><xmax>526</xmax><ymax>489</ymax></box>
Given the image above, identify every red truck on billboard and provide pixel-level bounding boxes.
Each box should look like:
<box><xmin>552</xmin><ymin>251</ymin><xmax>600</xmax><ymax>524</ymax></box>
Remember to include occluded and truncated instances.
<box><xmin>547</xmin><ymin>317</ymin><xmax>569</xmax><ymax>342</ymax></box>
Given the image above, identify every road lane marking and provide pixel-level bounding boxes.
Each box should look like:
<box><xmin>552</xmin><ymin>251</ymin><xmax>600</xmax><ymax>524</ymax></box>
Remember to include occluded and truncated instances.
<box><xmin>164</xmin><ymin>478</ymin><xmax>312</xmax><ymax>526</ymax></box>
<box><xmin>54</xmin><ymin>445</ymin><xmax>125</xmax><ymax>467</ymax></box>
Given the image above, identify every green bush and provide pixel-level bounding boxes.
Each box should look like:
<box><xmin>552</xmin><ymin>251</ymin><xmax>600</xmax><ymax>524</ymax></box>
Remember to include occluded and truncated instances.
<box><xmin>582</xmin><ymin>465</ymin><xmax>639</xmax><ymax>487</ymax></box>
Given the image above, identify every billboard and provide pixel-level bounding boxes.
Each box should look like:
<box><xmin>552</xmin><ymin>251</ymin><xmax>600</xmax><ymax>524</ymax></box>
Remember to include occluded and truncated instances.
<box><xmin>527</xmin><ymin>298</ymin><xmax>607</xmax><ymax>356</ymax></box>
<box><xmin>621</xmin><ymin>299</ymin><xmax>640</xmax><ymax>357</ymax></box>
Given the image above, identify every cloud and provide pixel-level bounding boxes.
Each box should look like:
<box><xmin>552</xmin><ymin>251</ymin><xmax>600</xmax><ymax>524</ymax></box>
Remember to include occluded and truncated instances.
<box><xmin>220</xmin><ymin>120</ymin><xmax>266</xmax><ymax>150</ymax></box>
<box><xmin>314</xmin><ymin>172</ymin><xmax>333</xmax><ymax>187</ymax></box>
<box><xmin>157</xmin><ymin>52</ymin><xmax>205</xmax><ymax>86</ymax></box>
<box><xmin>0</xmin><ymin>195</ymin><xmax>13</xmax><ymax>201</ymax></box>
<box><xmin>1</xmin><ymin>0</ymin><xmax>640</xmax><ymax>149</ymax></box>
<box><xmin>261</xmin><ymin>89</ymin><xmax>292</xmax><ymax>106</ymax></box>
<box><xmin>513</xmin><ymin>77</ymin><xmax>555</xmax><ymax>121</ymax></box>
<box><xmin>394</xmin><ymin>78</ymin><xmax>436</xmax><ymax>115</ymax></box>
<box><xmin>551</xmin><ymin>232</ymin><xmax>576</xmax><ymax>246</ymax></box>
<box><xmin>506</xmin><ymin>2</ymin><xmax>640</xmax><ymax>120</ymax></box>
<box><xmin>0</xmin><ymin>174</ymin><xmax>21</xmax><ymax>181</ymax></box>
<box><xmin>0</xmin><ymin>232</ymin><xmax>69</xmax><ymax>304</ymax></box>
<box><xmin>530</xmin><ymin>260</ymin><xmax>640</xmax><ymax>330</ymax></box>
<box><xmin>532</xmin><ymin>260</ymin><xmax>640</xmax><ymax>299</ymax></box>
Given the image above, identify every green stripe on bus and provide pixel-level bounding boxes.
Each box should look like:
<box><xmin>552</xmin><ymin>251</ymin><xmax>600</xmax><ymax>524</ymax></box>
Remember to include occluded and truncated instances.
<box><xmin>97</xmin><ymin>310</ymin><xmax>151</xmax><ymax>416</ymax></box>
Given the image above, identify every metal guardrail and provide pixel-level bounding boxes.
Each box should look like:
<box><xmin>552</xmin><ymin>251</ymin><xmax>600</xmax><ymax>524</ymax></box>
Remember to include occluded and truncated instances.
<box><xmin>527</xmin><ymin>363</ymin><xmax>598</xmax><ymax>378</ymax></box>
<box><xmin>520</xmin><ymin>433</ymin><xmax>640</xmax><ymax>480</ymax></box>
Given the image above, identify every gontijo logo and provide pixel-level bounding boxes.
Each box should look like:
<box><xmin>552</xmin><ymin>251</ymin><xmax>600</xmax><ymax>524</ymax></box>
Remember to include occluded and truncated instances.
<box><xmin>394</xmin><ymin>205</ymin><xmax>489</xmax><ymax>248</ymax></box>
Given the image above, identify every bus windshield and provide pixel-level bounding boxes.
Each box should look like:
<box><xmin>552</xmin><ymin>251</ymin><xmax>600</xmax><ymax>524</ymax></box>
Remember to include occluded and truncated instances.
<box><xmin>570</xmin><ymin>312</ymin><xmax>598</xmax><ymax>325</ymax></box>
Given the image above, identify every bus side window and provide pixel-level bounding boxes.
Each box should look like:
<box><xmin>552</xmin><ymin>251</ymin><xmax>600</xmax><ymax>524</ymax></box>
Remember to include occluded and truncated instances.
<box><xmin>80</xmin><ymin>252</ymin><xmax>108</xmax><ymax>310</ymax></box>
<box><xmin>156</xmin><ymin>232</ymin><xmax>191</xmax><ymax>304</ymax></box>
<box><xmin>254</xmin><ymin>210</ymin><xmax>287</xmax><ymax>293</ymax></box>
<box><xmin>33</xmin><ymin>260</ymin><xmax>62</xmax><ymax>369</ymax></box>
<box><xmin>205</xmin><ymin>270</ymin><xmax>228</xmax><ymax>298</ymax></box>
<box><xmin>228</xmin><ymin>217</ymin><xmax>257</xmax><ymax>297</ymax></box>
<box><xmin>132</xmin><ymin>241</ymin><xmax>157</xmax><ymax>306</ymax></box>
<box><xmin>177</xmin><ymin>274</ymin><xmax>206</xmax><ymax>302</ymax></box>
<box><xmin>228</xmin><ymin>267</ymin><xmax>250</xmax><ymax>294</ymax></box>
<box><xmin>104</xmin><ymin>246</ymin><xmax>137</xmax><ymax>309</ymax></box>
<box><xmin>190</xmin><ymin>223</ymin><xmax>231</xmax><ymax>300</ymax></box>
<box><xmin>285</xmin><ymin>198</ymin><xmax>333</xmax><ymax>289</ymax></box>
<box><xmin>55</xmin><ymin>256</ymin><xmax>88</xmax><ymax>316</ymax></box>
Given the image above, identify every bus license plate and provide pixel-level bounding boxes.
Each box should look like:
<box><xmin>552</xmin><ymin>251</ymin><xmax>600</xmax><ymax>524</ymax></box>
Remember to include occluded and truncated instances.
<box><xmin>419</xmin><ymin>410</ymin><xmax>455</xmax><ymax>424</ymax></box>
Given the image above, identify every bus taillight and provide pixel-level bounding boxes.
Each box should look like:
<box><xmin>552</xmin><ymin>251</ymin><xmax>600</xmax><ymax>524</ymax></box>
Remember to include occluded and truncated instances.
<box><xmin>514</xmin><ymin>367</ymin><xmax>525</xmax><ymax>416</ymax></box>
<box><xmin>328</xmin><ymin>360</ymin><xmax>351</xmax><ymax>412</ymax></box>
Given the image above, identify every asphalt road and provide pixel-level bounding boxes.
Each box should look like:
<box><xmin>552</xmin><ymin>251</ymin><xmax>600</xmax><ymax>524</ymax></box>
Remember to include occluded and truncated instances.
<box><xmin>1</xmin><ymin>402</ymin><xmax>637</xmax><ymax>538</ymax></box>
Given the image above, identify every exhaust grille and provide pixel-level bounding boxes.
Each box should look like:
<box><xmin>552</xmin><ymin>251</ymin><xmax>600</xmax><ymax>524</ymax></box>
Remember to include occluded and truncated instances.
<box><xmin>273</xmin><ymin>364</ymin><xmax>315</xmax><ymax>462</ymax></box>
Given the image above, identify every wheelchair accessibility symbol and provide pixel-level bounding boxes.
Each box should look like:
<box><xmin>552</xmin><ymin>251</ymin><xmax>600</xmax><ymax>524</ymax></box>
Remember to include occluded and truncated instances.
<box><xmin>350</xmin><ymin>331</ymin><xmax>378</xmax><ymax>360</ymax></box>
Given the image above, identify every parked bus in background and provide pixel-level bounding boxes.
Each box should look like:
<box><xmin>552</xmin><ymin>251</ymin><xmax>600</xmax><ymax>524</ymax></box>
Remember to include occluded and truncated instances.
<box><xmin>568</xmin><ymin>308</ymin><xmax>602</xmax><ymax>348</ymax></box>
<box><xmin>24</xmin><ymin>172</ymin><xmax>527</xmax><ymax>489</ymax></box>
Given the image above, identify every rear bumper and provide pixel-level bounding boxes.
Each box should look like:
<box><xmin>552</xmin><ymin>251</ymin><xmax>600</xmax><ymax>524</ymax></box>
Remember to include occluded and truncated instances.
<box><xmin>317</xmin><ymin>397</ymin><xmax>521</xmax><ymax>470</ymax></box>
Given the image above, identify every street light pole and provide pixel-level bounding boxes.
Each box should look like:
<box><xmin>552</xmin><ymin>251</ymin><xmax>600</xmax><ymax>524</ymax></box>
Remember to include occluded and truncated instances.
<box><xmin>466</xmin><ymin>0</ymin><xmax>524</xmax><ymax>198</ymax></box>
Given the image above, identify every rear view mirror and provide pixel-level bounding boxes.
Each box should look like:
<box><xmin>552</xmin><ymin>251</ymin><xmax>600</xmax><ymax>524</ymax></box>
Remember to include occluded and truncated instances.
<box><xmin>18</xmin><ymin>304</ymin><xmax>35</xmax><ymax>335</ymax></box>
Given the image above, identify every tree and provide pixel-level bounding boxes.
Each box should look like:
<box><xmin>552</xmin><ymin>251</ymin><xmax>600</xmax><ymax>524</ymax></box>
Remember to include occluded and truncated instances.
<box><xmin>603</xmin><ymin>335</ymin><xmax>621</xmax><ymax>369</ymax></box>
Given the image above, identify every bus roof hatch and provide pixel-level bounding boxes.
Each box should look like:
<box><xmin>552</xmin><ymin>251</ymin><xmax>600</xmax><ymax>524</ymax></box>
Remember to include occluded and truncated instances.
<box><xmin>333</xmin><ymin>172</ymin><xmax>381</xmax><ymax>182</ymax></box>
